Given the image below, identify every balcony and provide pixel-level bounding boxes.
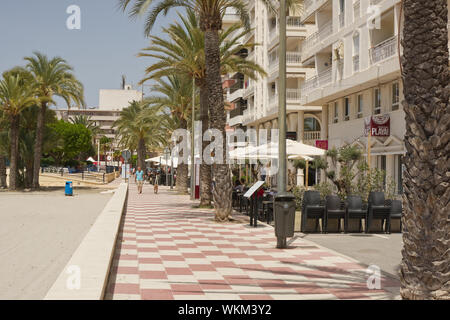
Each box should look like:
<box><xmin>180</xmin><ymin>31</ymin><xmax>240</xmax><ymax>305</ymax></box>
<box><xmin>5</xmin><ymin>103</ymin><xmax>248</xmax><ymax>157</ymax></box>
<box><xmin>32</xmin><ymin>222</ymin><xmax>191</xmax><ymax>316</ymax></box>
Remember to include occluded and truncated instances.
<box><xmin>300</xmin><ymin>67</ymin><xmax>332</xmax><ymax>95</ymax></box>
<box><xmin>269</xmin><ymin>16</ymin><xmax>305</xmax><ymax>45</ymax></box>
<box><xmin>303</xmin><ymin>131</ymin><xmax>321</xmax><ymax>143</ymax></box>
<box><xmin>302</xmin><ymin>20</ymin><xmax>333</xmax><ymax>59</ymax></box>
<box><xmin>269</xmin><ymin>51</ymin><xmax>303</xmax><ymax>73</ymax></box>
<box><xmin>302</xmin><ymin>0</ymin><xmax>329</xmax><ymax>22</ymax></box>
<box><xmin>243</xmin><ymin>109</ymin><xmax>255</xmax><ymax>124</ymax></box>
<box><xmin>229</xmin><ymin>104</ymin><xmax>245</xmax><ymax>118</ymax></box>
<box><xmin>228</xmin><ymin>79</ymin><xmax>244</xmax><ymax>102</ymax></box>
<box><xmin>268</xmin><ymin>88</ymin><xmax>302</xmax><ymax>112</ymax></box>
<box><xmin>370</xmin><ymin>36</ymin><xmax>397</xmax><ymax>64</ymax></box>
<box><xmin>243</xmin><ymin>80</ymin><xmax>254</xmax><ymax>98</ymax></box>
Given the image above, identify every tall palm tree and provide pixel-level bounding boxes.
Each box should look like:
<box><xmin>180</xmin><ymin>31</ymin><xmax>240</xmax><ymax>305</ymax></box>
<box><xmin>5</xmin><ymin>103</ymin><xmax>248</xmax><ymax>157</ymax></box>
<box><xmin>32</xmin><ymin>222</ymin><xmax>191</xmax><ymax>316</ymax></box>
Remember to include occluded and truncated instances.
<box><xmin>147</xmin><ymin>75</ymin><xmax>196</xmax><ymax>194</ymax></box>
<box><xmin>138</xmin><ymin>9</ymin><xmax>266</xmax><ymax>208</ymax></box>
<box><xmin>0</xmin><ymin>74</ymin><xmax>37</xmax><ymax>190</ymax></box>
<box><xmin>119</xmin><ymin>0</ymin><xmax>300</xmax><ymax>221</ymax></box>
<box><xmin>24</xmin><ymin>52</ymin><xmax>85</xmax><ymax>189</ymax></box>
<box><xmin>115</xmin><ymin>100</ymin><xmax>166</xmax><ymax>170</ymax></box>
<box><xmin>400</xmin><ymin>0</ymin><xmax>449</xmax><ymax>300</ymax></box>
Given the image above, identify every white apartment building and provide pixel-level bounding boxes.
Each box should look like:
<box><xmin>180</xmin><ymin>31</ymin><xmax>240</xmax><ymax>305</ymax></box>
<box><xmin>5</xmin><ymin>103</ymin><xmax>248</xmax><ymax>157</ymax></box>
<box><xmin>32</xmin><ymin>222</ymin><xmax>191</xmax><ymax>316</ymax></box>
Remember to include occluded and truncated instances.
<box><xmin>300</xmin><ymin>0</ymin><xmax>450</xmax><ymax>193</ymax></box>
<box><xmin>223</xmin><ymin>1</ymin><xmax>324</xmax><ymax>147</ymax></box>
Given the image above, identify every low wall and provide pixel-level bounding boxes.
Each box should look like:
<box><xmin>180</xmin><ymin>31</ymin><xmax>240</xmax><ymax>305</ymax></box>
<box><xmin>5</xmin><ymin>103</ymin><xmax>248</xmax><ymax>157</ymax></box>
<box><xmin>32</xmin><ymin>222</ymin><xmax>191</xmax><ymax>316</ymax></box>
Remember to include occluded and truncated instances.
<box><xmin>44</xmin><ymin>183</ymin><xmax>128</xmax><ymax>300</ymax></box>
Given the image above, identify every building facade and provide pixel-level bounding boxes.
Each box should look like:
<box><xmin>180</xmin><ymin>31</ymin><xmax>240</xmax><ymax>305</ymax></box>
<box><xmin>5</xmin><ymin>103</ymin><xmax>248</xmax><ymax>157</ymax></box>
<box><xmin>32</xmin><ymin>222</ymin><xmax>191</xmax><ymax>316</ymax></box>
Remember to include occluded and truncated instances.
<box><xmin>57</xmin><ymin>86</ymin><xmax>143</xmax><ymax>143</ymax></box>
<box><xmin>223</xmin><ymin>1</ymin><xmax>324</xmax><ymax>148</ymax></box>
<box><xmin>299</xmin><ymin>0</ymin><xmax>449</xmax><ymax>193</ymax></box>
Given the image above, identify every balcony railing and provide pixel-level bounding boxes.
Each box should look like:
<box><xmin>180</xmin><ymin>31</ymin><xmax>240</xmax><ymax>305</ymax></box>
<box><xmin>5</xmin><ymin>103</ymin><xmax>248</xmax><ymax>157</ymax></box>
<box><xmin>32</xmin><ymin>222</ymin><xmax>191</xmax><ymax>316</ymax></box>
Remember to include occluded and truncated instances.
<box><xmin>269</xmin><ymin>16</ymin><xmax>305</xmax><ymax>43</ymax></box>
<box><xmin>370</xmin><ymin>36</ymin><xmax>397</xmax><ymax>64</ymax></box>
<box><xmin>229</xmin><ymin>79</ymin><xmax>244</xmax><ymax>94</ymax></box>
<box><xmin>300</xmin><ymin>67</ymin><xmax>332</xmax><ymax>95</ymax></box>
<box><xmin>302</xmin><ymin>20</ymin><xmax>333</xmax><ymax>58</ymax></box>
<box><xmin>303</xmin><ymin>0</ymin><xmax>329</xmax><ymax>21</ymax></box>
<box><xmin>230</xmin><ymin>104</ymin><xmax>246</xmax><ymax>118</ymax></box>
<box><xmin>269</xmin><ymin>51</ymin><xmax>303</xmax><ymax>70</ymax></box>
<box><xmin>303</xmin><ymin>131</ymin><xmax>321</xmax><ymax>141</ymax></box>
<box><xmin>268</xmin><ymin>88</ymin><xmax>302</xmax><ymax>108</ymax></box>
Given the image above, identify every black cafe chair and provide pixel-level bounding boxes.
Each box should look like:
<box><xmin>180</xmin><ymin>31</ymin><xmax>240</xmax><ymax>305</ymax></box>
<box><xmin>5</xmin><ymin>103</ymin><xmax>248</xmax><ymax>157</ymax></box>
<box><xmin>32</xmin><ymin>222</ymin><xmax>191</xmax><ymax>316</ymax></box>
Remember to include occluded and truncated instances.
<box><xmin>367</xmin><ymin>192</ymin><xmax>391</xmax><ymax>233</ymax></box>
<box><xmin>389</xmin><ymin>200</ymin><xmax>403</xmax><ymax>233</ymax></box>
<box><xmin>301</xmin><ymin>191</ymin><xmax>325</xmax><ymax>233</ymax></box>
<box><xmin>324</xmin><ymin>195</ymin><xmax>346</xmax><ymax>233</ymax></box>
<box><xmin>345</xmin><ymin>195</ymin><xmax>367</xmax><ymax>233</ymax></box>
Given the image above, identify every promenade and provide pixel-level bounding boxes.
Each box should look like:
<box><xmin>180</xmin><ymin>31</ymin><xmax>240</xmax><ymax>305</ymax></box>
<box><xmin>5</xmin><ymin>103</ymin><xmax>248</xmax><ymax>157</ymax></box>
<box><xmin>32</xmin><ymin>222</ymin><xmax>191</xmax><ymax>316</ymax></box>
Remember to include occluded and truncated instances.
<box><xmin>105</xmin><ymin>183</ymin><xmax>400</xmax><ymax>300</ymax></box>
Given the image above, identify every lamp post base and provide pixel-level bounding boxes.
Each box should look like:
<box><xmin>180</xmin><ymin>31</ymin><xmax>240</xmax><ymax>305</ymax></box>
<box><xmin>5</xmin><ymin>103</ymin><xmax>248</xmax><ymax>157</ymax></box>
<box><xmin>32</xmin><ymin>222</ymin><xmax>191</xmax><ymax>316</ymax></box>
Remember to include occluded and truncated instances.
<box><xmin>276</xmin><ymin>237</ymin><xmax>287</xmax><ymax>249</ymax></box>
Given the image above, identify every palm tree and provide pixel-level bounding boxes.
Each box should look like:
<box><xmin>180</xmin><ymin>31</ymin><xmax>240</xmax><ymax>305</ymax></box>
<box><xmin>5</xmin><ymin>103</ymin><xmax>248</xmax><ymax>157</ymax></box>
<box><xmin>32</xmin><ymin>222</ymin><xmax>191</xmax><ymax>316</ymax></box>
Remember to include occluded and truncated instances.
<box><xmin>147</xmin><ymin>75</ymin><xmax>196</xmax><ymax>194</ymax></box>
<box><xmin>24</xmin><ymin>52</ymin><xmax>85</xmax><ymax>189</ymax></box>
<box><xmin>138</xmin><ymin>9</ymin><xmax>266</xmax><ymax>208</ymax></box>
<box><xmin>0</xmin><ymin>74</ymin><xmax>37</xmax><ymax>190</ymax></box>
<box><xmin>70</xmin><ymin>115</ymin><xmax>100</xmax><ymax>136</ymax></box>
<box><xmin>115</xmin><ymin>101</ymin><xmax>166</xmax><ymax>170</ymax></box>
<box><xmin>399</xmin><ymin>0</ymin><xmax>449</xmax><ymax>300</ymax></box>
<box><xmin>119</xmin><ymin>0</ymin><xmax>300</xmax><ymax>221</ymax></box>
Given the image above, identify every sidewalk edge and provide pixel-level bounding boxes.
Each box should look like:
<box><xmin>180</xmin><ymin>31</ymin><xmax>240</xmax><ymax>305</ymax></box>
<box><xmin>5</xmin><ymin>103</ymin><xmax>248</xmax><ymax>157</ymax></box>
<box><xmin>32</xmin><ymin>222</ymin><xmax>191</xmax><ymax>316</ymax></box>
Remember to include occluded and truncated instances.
<box><xmin>44</xmin><ymin>183</ymin><xmax>129</xmax><ymax>300</ymax></box>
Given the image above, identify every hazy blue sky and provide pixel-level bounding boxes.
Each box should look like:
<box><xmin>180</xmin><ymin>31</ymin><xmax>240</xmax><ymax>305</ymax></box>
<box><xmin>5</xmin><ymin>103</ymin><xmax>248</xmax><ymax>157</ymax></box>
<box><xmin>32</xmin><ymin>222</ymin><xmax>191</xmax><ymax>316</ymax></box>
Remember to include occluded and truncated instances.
<box><xmin>0</xmin><ymin>0</ymin><xmax>182</xmax><ymax>108</ymax></box>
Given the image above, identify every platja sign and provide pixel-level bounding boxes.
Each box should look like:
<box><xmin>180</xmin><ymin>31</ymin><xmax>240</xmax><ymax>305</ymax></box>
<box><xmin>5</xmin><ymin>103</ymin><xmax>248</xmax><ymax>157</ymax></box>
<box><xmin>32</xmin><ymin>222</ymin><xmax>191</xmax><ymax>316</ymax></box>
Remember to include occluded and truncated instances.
<box><xmin>364</xmin><ymin>114</ymin><xmax>390</xmax><ymax>137</ymax></box>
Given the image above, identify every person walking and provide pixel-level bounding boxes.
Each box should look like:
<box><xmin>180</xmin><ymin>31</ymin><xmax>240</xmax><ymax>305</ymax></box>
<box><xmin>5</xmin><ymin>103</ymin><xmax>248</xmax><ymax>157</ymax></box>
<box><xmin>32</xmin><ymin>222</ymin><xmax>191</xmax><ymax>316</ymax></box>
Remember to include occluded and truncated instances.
<box><xmin>135</xmin><ymin>166</ymin><xmax>145</xmax><ymax>194</ymax></box>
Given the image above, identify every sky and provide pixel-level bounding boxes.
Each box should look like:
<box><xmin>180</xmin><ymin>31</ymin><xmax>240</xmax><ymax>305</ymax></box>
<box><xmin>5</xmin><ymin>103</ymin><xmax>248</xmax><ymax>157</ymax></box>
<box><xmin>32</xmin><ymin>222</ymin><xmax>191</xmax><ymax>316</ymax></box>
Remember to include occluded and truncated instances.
<box><xmin>0</xmin><ymin>0</ymin><xmax>183</xmax><ymax>108</ymax></box>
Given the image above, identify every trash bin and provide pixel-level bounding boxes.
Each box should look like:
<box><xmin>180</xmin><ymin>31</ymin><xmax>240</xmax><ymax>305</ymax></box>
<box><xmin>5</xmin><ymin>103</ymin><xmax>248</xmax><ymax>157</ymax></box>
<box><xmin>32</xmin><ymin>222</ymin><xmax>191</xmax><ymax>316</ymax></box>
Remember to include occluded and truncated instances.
<box><xmin>274</xmin><ymin>192</ymin><xmax>296</xmax><ymax>239</ymax></box>
<box><xmin>65</xmin><ymin>181</ymin><xmax>73</xmax><ymax>196</ymax></box>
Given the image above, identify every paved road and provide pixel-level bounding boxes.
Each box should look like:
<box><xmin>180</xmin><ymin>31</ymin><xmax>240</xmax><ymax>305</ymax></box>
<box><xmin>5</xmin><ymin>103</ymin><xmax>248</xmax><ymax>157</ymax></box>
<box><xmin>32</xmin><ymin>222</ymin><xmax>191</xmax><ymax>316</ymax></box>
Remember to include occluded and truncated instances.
<box><xmin>106</xmin><ymin>184</ymin><xmax>400</xmax><ymax>300</ymax></box>
<box><xmin>0</xmin><ymin>188</ymin><xmax>112</xmax><ymax>299</ymax></box>
<box><xmin>302</xmin><ymin>233</ymin><xmax>403</xmax><ymax>280</ymax></box>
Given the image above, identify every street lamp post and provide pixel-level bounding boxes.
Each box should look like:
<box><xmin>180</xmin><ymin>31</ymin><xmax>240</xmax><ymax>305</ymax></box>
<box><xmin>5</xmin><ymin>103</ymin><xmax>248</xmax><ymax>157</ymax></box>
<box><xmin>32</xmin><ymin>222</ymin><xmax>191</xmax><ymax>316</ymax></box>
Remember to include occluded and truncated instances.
<box><xmin>190</xmin><ymin>76</ymin><xmax>195</xmax><ymax>199</ymax></box>
<box><xmin>164</xmin><ymin>147</ymin><xmax>170</xmax><ymax>187</ymax></box>
<box><xmin>274</xmin><ymin>0</ymin><xmax>296</xmax><ymax>249</ymax></box>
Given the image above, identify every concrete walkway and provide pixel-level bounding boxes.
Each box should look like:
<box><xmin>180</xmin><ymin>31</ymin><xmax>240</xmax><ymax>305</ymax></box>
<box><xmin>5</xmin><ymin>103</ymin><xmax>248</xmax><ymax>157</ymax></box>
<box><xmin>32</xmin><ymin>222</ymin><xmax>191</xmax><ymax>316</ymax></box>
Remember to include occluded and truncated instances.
<box><xmin>106</xmin><ymin>183</ymin><xmax>400</xmax><ymax>300</ymax></box>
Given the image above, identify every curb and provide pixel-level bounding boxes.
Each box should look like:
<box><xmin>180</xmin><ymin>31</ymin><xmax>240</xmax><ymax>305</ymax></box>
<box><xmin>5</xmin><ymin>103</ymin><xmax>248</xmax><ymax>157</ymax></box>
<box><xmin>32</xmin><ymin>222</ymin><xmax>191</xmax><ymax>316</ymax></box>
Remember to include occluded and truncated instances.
<box><xmin>44</xmin><ymin>183</ymin><xmax>129</xmax><ymax>300</ymax></box>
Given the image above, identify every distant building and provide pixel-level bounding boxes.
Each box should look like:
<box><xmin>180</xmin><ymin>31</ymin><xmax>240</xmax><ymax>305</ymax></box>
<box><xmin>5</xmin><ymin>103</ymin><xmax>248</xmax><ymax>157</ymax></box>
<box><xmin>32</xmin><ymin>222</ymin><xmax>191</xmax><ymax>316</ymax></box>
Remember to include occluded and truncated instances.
<box><xmin>57</xmin><ymin>85</ymin><xmax>143</xmax><ymax>143</ymax></box>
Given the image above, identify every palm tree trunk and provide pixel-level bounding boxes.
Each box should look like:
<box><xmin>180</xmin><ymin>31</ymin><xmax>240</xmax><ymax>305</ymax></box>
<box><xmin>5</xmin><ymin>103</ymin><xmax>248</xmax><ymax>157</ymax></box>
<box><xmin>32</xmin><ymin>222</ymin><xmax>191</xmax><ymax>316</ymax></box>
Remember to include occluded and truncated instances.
<box><xmin>199</xmin><ymin>83</ymin><xmax>212</xmax><ymax>206</ymax></box>
<box><xmin>204</xmin><ymin>29</ymin><xmax>232</xmax><ymax>221</ymax></box>
<box><xmin>32</xmin><ymin>102</ymin><xmax>46</xmax><ymax>189</ymax></box>
<box><xmin>9</xmin><ymin>115</ymin><xmax>20</xmax><ymax>190</ymax></box>
<box><xmin>0</xmin><ymin>156</ymin><xmax>6</xmax><ymax>188</ymax></box>
<box><xmin>137</xmin><ymin>138</ymin><xmax>146</xmax><ymax>170</ymax></box>
<box><xmin>400</xmin><ymin>0</ymin><xmax>449</xmax><ymax>300</ymax></box>
<box><xmin>177</xmin><ymin>163</ymin><xmax>189</xmax><ymax>194</ymax></box>
<box><xmin>176</xmin><ymin>118</ymin><xmax>189</xmax><ymax>194</ymax></box>
<box><xmin>25</xmin><ymin>159</ymin><xmax>34</xmax><ymax>189</ymax></box>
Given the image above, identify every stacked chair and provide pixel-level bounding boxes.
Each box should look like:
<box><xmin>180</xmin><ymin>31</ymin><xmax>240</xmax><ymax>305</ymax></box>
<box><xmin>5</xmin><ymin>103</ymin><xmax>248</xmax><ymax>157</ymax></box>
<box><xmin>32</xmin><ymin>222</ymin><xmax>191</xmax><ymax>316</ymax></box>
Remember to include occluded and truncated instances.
<box><xmin>301</xmin><ymin>190</ymin><xmax>402</xmax><ymax>234</ymax></box>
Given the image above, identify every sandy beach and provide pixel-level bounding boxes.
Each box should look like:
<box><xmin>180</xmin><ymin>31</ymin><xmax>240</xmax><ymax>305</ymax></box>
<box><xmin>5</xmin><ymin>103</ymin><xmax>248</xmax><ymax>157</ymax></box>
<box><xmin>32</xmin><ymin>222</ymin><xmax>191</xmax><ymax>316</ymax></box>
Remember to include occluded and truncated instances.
<box><xmin>0</xmin><ymin>188</ymin><xmax>113</xmax><ymax>299</ymax></box>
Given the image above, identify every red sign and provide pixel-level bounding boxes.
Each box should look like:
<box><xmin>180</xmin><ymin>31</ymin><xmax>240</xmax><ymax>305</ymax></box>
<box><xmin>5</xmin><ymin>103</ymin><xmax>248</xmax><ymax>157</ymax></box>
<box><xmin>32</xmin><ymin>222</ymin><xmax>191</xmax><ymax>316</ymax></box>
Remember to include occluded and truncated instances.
<box><xmin>315</xmin><ymin>140</ymin><xmax>329</xmax><ymax>150</ymax></box>
<box><xmin>364</xmin><ymin>115</ymin><xmax>390</xmax><ymax>137</ymax></box>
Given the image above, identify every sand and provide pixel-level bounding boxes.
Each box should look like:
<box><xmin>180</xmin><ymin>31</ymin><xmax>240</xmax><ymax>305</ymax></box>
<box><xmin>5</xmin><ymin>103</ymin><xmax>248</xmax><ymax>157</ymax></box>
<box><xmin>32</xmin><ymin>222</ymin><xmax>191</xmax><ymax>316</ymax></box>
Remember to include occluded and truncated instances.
<box><xmin>0</xmin><ymin>188</ymin><xmax>113</xmax><ymax>299</ymax></box>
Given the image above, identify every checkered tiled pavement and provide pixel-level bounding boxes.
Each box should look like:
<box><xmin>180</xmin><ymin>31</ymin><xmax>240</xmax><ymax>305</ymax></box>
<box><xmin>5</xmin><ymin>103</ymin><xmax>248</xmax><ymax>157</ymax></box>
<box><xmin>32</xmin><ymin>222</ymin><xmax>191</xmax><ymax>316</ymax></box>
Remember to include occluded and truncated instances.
<box><xmin>105</xmin><ymin>183</ymin><xmax>400</xmax><ymax>300</ymax></box>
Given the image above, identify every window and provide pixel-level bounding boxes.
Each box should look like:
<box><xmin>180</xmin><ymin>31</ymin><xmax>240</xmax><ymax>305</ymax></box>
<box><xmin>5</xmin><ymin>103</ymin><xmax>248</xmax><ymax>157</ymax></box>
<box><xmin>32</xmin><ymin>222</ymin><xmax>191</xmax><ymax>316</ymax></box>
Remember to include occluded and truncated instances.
<box><xmin>344</xmin><ymin>97</ymin><xmax>350</xmax><ymax>121</ymax></box>
<box><xmin>353</xmin><ymin>33</ymin><xmax>360</xmax><ymax>72</ymax></box>
<box><xmin>373</xmin><ymin>88</ymin><xmax>381</xmax><ymax>114</ymax></box>
<box><xmin>392</xmin><ymin>82</ymin><xmax>399</xmax><ymax>111</ymax></box>
<box><xmin>357</xmin><ymin>94</ymin><xmax>363</xmax><ymax>118</ymax></box>
<box><xmin>334</xmin><ymin>101</ymin><xmax>339</xmax><ymax>123</ymax></box>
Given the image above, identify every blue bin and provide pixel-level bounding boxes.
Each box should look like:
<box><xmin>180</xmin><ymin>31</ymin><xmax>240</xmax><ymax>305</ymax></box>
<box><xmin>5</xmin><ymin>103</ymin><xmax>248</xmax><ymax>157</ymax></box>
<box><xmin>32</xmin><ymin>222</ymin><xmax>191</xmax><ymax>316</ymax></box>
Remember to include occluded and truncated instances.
<box><xmin>65</xmin><ymin>181</ymin><xmax>73</xmax><ymax>196</ymax></box>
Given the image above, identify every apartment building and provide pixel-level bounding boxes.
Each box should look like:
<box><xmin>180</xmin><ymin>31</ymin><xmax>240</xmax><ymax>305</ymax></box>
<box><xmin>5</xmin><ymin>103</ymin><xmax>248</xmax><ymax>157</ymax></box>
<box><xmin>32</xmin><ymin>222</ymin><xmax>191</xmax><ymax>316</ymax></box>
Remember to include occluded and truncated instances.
<box><xmin>300</xmin><ymin>0</ymin><xmax>450</xmax><ymax>193</ymax></box>
<box><xmin>223</xmin><ymin>1</ymin><xmax>324</xmax><ymax>148</ymax></box>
